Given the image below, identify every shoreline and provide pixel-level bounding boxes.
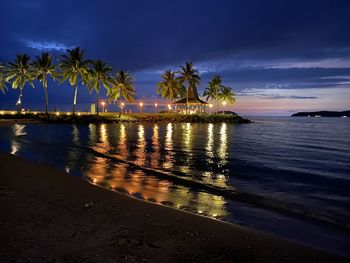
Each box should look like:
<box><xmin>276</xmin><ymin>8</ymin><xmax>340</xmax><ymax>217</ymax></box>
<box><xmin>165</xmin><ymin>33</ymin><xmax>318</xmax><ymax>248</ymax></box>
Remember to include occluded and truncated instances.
<box><xmin>0</xmin><ymin>152</ymin><xmax>347</xmax><ymax>262</ymax></box>
<box><xmin>0</xmin><ymin>112</ymin><xmax>251</xmax><ymax>124</ymax></box>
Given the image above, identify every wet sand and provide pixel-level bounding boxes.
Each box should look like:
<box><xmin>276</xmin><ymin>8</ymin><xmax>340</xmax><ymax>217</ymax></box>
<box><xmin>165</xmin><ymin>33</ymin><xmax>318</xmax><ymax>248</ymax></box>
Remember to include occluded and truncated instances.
<box><xmin>0</xmin><ymin>152</ymin><xmax>347</xmax><ymax>262</ymax></box>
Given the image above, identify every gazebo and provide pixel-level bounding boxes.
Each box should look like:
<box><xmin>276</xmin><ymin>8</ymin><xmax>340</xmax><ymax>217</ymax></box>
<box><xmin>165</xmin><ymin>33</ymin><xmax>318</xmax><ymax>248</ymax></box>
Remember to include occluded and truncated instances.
<box><xmin>173</xmin><ymin>85</ymin><xmax>208</xmax><ymax>114</ymax></box>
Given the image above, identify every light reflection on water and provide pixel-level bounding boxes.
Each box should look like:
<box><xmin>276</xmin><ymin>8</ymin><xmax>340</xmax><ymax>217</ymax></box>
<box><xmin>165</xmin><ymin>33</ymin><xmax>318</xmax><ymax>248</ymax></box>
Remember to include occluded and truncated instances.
<box><xmin>11</xmin><ymin>124</ymin><xmax>26</xmax><ymax>155</ymax></box>
<box><xmin>80</xmin><ymin>122</ymin><xmax>229</xmax><ymax>218</ymax></box>
<box><xmin>163</xmin><ymin>123</ymin><xmax>174</xmax><ymax>170</ymax></box>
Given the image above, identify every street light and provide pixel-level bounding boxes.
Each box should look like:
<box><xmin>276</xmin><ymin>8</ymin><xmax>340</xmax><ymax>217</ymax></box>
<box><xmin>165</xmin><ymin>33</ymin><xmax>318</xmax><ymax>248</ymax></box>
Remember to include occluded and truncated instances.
<box><xmin>154</xmin><ymin>103</ymin><xmax>158</xmax><ymax>113</ymax></box>
<box><xmin>139</xmin><ymin>102</ymin><xmax>143</xmax><ymax>113</ymax></box>
<box><xmin>209</xmin><ymin>104</ymin><xmax>213</xmax><ymax>114</ymax></box>
<box><xmin>101</xmin><ymin>101</ymin><xmax>106</xmax><ymax>113</ymax></box>
<box><xmin>120</xmin><ymin>102</ymin><xmax>125</xmax><ymax>114</ymax></box>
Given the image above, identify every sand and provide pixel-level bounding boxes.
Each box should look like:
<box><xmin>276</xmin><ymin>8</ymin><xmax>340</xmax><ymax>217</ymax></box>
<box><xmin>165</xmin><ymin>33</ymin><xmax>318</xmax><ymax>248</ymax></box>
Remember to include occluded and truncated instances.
<box><xmin>0</xmin><ymin>152</ymin><xmax>347</xmax><ymax>262</ymax></box>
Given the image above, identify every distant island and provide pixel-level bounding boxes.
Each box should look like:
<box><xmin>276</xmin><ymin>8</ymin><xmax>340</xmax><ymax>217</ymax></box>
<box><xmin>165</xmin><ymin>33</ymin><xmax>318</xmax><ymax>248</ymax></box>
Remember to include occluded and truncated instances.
<box><xmin>291</xmin><ymin>110</ymin><xmax>349</xmax><ymax>117</ymax></box>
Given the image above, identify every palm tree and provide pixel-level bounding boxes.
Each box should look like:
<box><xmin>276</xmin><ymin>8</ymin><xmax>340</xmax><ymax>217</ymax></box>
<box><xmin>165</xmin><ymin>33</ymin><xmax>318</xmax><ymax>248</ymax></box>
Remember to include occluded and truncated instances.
<box><xmin>87</xmin><ymin>60</ymin><xmax>112</xmax><ymax>115</ymax></box>
<box><xmin>177</xmin><ymin>62</ymin><xmax>200</xmax><ymax>114</ymax></box>
<box><xmin>203</xmin><ymin>85</ymin><xmax>217</xmax><ymax>109</ymax></box>
<box><xmin>108</xmin><ymin>70</ymin><xmax>136</xmax><ymax>117</ymax></box>
<box><xmin>205</xmin><ymin>75</ymin><xmax>222</xmax><ymax>114</ymax></box>
<box><xmin>32</xmin><ymin>52</ymin><xmax>57</xmax><ymax>115</ymax></box>
<box><xmin>6</xmin><ymin>54</ymin><xmax>34</xmax><ymax>112</ymax></box>
<box><xmin>218</xmin><ymin>86</ymin><xmax>235</xmax><ymax>114</ymax></box>
<box><xmin>156</xmin><ymin>69</ymin><xmax>182</xmax><ymax>101</ymax></box>
<box><xmin>0</xmin><ymin>63</ymin><xmax>7</xmax><ymax>94</ymax></box>
<box><xmin>60</xmin><ymin>47</ymin><xmax>90</xmax><ymax>114</ymax></box>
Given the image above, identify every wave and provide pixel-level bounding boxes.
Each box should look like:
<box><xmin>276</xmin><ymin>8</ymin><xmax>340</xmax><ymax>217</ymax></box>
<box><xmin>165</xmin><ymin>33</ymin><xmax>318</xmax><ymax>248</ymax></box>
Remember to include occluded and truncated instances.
<box><xmin>90</xmin><ymin>146</ymin><xmax>350</xmax><ymax>232</ymax></box>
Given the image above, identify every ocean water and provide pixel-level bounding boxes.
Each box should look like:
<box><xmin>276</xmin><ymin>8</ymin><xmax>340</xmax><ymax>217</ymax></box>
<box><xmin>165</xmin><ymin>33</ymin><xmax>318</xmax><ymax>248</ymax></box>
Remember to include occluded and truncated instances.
<box><xmin>0</xmin><ymin>116</ymin><xmax>349</xmax><ymax>255</ymax></box>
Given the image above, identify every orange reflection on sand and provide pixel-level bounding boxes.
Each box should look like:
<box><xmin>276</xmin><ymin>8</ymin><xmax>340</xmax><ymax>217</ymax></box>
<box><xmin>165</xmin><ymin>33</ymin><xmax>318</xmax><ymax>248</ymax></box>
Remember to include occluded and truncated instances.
<box><xmin>85</xmin><ymin>156</ymin><xmax>110</xmax><ymax>185</ymax></box>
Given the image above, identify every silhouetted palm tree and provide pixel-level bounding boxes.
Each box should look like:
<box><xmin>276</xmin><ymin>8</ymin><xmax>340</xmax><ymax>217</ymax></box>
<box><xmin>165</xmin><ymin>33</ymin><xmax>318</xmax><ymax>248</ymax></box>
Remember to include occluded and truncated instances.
<box><xmin>205</xmin><ymin>75</ymin><xmax>222</xmax><ymax>114</ymax></box>
<box><xmin>177</xmin><ymin>62</ymin><xmax>200</xmax><ymax>113</ymax></box>
<box><xmin>0</xmin><ymin>63</ymin><xmax>7</xmax><ymax>94</ymax></box>
<box><xmin>6</xmin><ymin>54</ymin><xmax>34</xmax><ymax>112</ymax></box>
<box><xmin>157</xmin><ymin>69</ymin><xmax>182</xmax><ymax>101</ymax></box>
<box><xmin>218</xmin><ymin>86</ymin><xmax>235</xmax><ymax>113</ymax></box>
<box><xmin>60</xmin><ymin>47</ymin><xmax>90</xmax><ymax>114</ymax></box>
<box><xmin>32</xmin><ymin>52</ymin><xmax>57</xmax><ymax>115</ymax></box>
<box><xmin>108</xmin><ymin>70</ymin><xmax>136</xmax><ymax>116</ymax></box>
<box><xmin>87</xmin><ymin>60</ymin><xmax>112</xmax><ymax>115</ymax></box>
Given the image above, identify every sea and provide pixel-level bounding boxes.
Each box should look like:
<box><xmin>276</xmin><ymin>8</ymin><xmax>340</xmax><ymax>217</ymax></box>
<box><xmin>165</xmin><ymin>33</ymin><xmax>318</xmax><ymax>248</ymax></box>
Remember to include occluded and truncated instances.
<box><xmin>0</xmin><ymin>116</ymin><xmax>349</xmax><ymax>256</ymax></box>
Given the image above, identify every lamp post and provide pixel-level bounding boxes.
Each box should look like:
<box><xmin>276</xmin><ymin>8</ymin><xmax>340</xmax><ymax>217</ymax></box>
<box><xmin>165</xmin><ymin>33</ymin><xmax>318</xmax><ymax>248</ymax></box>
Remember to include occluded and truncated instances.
<box><xmin>222</xmin><ymin>101</ymin><xmax>227</xmax><ymax>114</ymax></box>
<box><xmin>101</xmin><ymin>101</ymin><xmax>106</xmax><ymax>113</ymax></box>
<box><xmin>120</xmin><ymin>102</ymin><xmax>125</xmax><ymax>115</ymax></box>
<box><xmin>167</xmin><ymin>104</ymin><xmax>172</xmax><ymax>113</ymax></box>
<box><xmin>154</xmin><ymin>103</ymin><xmax>158</xmax><ymax>113</ymax></box>
<box><xmin>139</xmin><ymin>102</ymin><xmax>143</xmax><ymax>113</ymax></box>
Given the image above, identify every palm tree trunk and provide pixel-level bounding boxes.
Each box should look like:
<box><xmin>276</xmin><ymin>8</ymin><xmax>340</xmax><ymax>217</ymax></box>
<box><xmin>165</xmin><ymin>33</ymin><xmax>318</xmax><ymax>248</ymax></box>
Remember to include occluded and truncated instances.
<box><xmin>216</xmin><ymin>88</ymin><xmax>218</xmax><ymax>114</ymax></box>
<box><xmin>118</xmin><ymin>102</ymin><xmax>122</xmax><ymax>118</ymax></box>
<box><xmin>73</xmin><ymin>84</ymin><xmax>78</xmax><ymax>114</ymax></box>
<box><xmin>186</xmin><ymin>84</ymin><xmax>189</xmax><ymax>115</ymax></box>
<box><xmin>44</xmin><ymin>85</ymin><xmax>49</xmax><ymax>115</ymax></box>
<box><xmin>96</xmin><ymin>93</ymin><xmax>99</xmax><ymax>115</ymax></box>
<box><xmin>16</xmin><ymin>89</ymin><xmax>23</xmax><ymax>113</ymax></box>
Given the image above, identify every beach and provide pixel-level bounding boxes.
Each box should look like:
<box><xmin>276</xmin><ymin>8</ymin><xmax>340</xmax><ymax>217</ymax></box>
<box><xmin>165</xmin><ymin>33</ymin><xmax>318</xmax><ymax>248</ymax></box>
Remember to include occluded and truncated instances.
<box><xmin>0</xmin><ymin>152</ymin><xmax>347</xmax><ymax>262</ymax></box>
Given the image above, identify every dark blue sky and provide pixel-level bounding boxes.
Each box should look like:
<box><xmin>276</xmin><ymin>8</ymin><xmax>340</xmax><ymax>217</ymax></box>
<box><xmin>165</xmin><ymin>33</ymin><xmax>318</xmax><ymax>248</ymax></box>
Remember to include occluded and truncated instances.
<box><xmin>1</xmin><ymin>0</ymin><xmax>350</xmax><ymax>115</ymax></box>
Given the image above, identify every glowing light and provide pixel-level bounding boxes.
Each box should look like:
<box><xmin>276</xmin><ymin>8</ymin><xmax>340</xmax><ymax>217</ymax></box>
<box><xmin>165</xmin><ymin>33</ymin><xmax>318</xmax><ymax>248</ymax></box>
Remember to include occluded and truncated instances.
<box><xmin>120</xmin><ymin>102</ymin><xmax>125</xmax><ymax>107</ymax></box>
<box><xmin>56</xmin><ymin>112</ymin><xmax>60</xmax><ymax>116</ymax></box>
<box><xmin>78</xmin><ymin>112</ymin><xmax>81</xmax><ymax>116</ymax></box>
<box><xmin>11</xmin><ymin>111</ymin><xmax>15</xmax><ymax>115</ymax></box>
<box><xmin>222</xmin><ymin>101</ymin><xmax>227</xmax><ymax>106</ymax></box>
<box><xmin>67</xmin><ymin>112</ymin><xmax>71</xmax><ymax>116</ymax></box>
<box><xmin>93</xmin><ymin>178</ymin><xmax>97</xmax><ymax>184</ymax></box>
<box><xmin>0</xmin><ymin>111</ymin><xmax>4</xmax><ymax>115</ymax></box>
<box><xmin>168</xmin><ymin>104</ymin><xmax>172</xmax><ymax>110</ymax></box>
<box><xmin>139</xmin><ymin>102</ymin><xmax>143</xmax><ymax>107</ymax></box>
<box><xmin>209</xmin><ymin>104</ymin><xmax>213</xmax><ymax>108</ymax></box>
<box><xmin>155</xmin><ymin>103</ymin><xmax>158</xmax><ymax>107</ymax></box>
<box><xmin>101</xmin><ymin>102</ymin><xmax>105</xmax><ymax>106</ymax></box>
<box><xmin>212</xmin><ymin>213</ymin><xmax>218</xmax><ymax>217</ymax></box>
<box><xmin>33</xmin><ymin>112</ymin><xmax>37</xmax><ymax>115</ymax></box>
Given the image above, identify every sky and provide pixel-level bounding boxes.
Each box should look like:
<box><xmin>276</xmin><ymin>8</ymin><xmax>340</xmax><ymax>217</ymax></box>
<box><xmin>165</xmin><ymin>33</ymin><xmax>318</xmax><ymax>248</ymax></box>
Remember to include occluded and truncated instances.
<box><xmin>0</xmin><ymin>0</ymin><xmax>350</xmax><ymax>116</ymax></box>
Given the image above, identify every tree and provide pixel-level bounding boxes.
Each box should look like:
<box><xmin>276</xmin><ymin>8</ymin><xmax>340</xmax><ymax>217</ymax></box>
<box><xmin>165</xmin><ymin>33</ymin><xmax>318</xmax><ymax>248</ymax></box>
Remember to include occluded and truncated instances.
<box><xmin>218</xmin><ymin>86</ymin><xmax>235</xmax><ymax>113</ymax></box>
<box><xmin>87</xmin><ymin>60</ymin><xmax>112</xmax><ymax>115</ymax></box>
<box><xmin>6</xmin><ymin>54</ymin><xmax>34</xmax><ymax>112</ymax></box>
<box><xmin>0</xmin><ymin>63</ymin><xmax>7</xmax><ymax>94</ymax></box>
<box><xmin>108</xmin><ymin>70</ymin><xmax>136</xmax><ymax>117</ymax></box>
<box><xmin>32</xmin><ymin>52</ymin><xmax>57</xmax><ymax>115</ymax></box>
<box><xmin>157</xmin><ymin>69</ymin><xmax>183</xmax><ymax>101</ymax></box>
<box><xmin>177</xmin><ymin>62</ymin><xmax>200</xmax><ymax>114</ymax></box>
<box><xmin>205</xmin><ymin>75</ymin><xmax>222</xmax><ymax>114</ymax></box>
<box><xmin>60</xmin><ymin>47</ymin><xmax>90</xmax><ymax>114</ymax></box>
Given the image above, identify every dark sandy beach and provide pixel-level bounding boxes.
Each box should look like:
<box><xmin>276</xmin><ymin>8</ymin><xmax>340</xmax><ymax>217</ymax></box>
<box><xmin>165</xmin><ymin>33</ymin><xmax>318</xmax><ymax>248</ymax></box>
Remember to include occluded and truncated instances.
<box><xmin>0</xmin><ymin>152</ymin><xmax>347</xmax><ymax>262</ymax></box>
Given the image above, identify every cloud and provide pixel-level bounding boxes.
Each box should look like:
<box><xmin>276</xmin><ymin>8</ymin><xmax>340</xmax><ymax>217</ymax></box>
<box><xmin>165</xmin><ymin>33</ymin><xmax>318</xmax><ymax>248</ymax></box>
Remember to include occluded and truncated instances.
<box><xmin>25</xmin><ymin>40</ymin><xmax>72</xmax><ymax>52</ymax></box>
<box><xmin>237</xmin><ymin>87</ymin><xmax>318</xmax><ymax>100</ymax></box>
